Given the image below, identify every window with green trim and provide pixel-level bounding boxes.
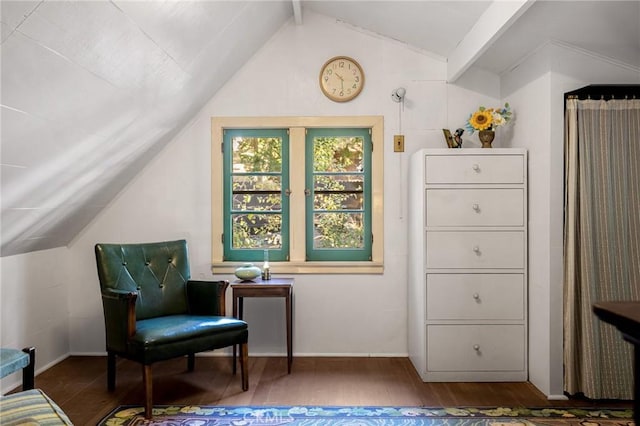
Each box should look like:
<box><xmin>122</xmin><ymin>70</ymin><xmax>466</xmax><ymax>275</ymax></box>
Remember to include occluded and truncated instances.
<box><xmin>222</xmin><ymin>128</ymin><xmax>372</xmax><ymax>262</ymax></box>
<box><xmin>223</xmin><ymin>129</ymin><xmax>289</xmax><ymax>262</ymax></box>
<box><xmin>305</xmin><ymin>128</ymin><xmax>372</xmax><ymax>261</ymax></box>
<box><xmin>213</xmin><ymin>116</ymin><xmax>383</xmax><ymax>274</ymax></box>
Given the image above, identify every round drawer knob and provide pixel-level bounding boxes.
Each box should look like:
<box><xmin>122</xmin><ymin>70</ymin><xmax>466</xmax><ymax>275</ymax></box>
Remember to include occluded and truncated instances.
<box><xmin>473</xmin><ymin>246</ymin><xmax>480</xmax><ymax>253</ymax></box>
<box><xmin>472</xmin><ymin>203</ymin><xmax>480</xmax><ymax>211</ymax></box>
<box><xmin>473</xmin><ymin>293</ymin><xmax>480</xmax><ymax>300</ymax></box>
<box><xmin>473</xmin><ymin>344</ymin><xmax>480</xmax><ymax>351</ymax></box>
<box><xmin>472</xmin><ymin>164</ymin><xmax>480</xmax><ymax>172</ymax></box>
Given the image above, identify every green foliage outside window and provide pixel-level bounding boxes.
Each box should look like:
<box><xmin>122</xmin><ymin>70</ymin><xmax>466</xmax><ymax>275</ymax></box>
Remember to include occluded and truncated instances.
<box><xmin>306</xmin><ymin>128</ymin><xmax>372</xmax><ymax>261</ymax></box>
<box><xmin>223</xmin><ymin>127</ymin><xmax>371</xmax><ymax>262</ymax></box>
<box><xmin>223</xmin><ymin>129</ymin><xmax>289</xmax><ymax>261</ymax></box>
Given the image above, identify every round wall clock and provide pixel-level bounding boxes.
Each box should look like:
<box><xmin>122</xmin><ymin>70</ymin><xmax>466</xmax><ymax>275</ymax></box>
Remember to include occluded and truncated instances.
<box><xmin>319</xmin><ymin>56</ymin><xmax>365</xmax><ymax>102</ymax></box>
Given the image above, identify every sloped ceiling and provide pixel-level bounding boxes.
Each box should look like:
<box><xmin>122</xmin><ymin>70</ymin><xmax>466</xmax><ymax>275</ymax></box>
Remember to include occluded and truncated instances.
<box><xmin>1</xmin><ymin>0</ymin><xmax>293</xmax><ymax>256</ymax></box>
<box><xmin>474</xmin><ymin>1</ymin><xmax>640</xmax><ymax>73</ymax></box>
<box><xmin>303</xmin><ymin>0</ymin><xmax>493</xmax><ymax>59</ymax></box>
<box><xmin>2</xmin><ymin>0</ymin><xmax>638</xmax><ymax>257</ymax></box>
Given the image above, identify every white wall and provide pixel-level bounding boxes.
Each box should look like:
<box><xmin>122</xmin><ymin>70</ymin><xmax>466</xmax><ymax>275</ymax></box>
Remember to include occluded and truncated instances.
<box><xmin>5</xmin><ymin>11</ymin><xmax>639</xmax><ymax>399</ymax></box>
<box><xmin>67</xmin><ymin>12</ymin><xmax>499</xmax><ymax>357</ymax></box>
<box><xmin>501</xmin><ymin>41</ymin><xmax>640</xmax><ymax>398</ymax></box>
<box><xmin>0</xmin><ymin>247</ymin><xmax>69</xmax><ymax>393</ymax></box>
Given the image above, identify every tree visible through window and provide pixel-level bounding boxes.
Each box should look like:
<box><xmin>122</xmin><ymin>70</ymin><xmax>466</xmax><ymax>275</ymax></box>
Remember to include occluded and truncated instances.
<box><xmin>223</xmin><ymin>129</ymin><xmax>289</xmax><ymax>262</ymax></box>
<box><xmin>306</xmin><ymin>128</ymin><xmax>371</xmax><ymax>261</ymax></box>
<box><xmin>223</xmin><ymin>128</ymin><xmax>371</xmax><ymax>262</ymax></box>
<box><xmin>212</xmin><ymin>116</ymin><xmax>383</xmax><ymax>273</ymax></box>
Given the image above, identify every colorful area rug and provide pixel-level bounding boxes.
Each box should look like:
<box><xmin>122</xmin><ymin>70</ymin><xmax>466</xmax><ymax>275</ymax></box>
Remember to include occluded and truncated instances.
<box><xmin>98</xmin><ymin>405</ymin><xmax>635</xmax><ymax>425</ymax></box>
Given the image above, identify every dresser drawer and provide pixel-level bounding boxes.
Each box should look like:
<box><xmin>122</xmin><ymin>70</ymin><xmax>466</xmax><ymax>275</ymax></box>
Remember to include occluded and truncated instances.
<box><xmin>425</xmin><ymin>155</ymin><xmax>524</xmax><ymax>184</ymax></box>
<box><xmin>427</xmin><ymin>325</ymin><xmax>525</xmax><ymax>372</ymax></box>
<box><xmin>426</xmin><ymin>274</ymin><xmax>524</xmax><ymax>320</ymax></box>
<box><xmin>426</xmin><ymin>231</ymin><xmax>524</xmax><ymax>269</ymax></box>
<box><xmin>426</xmin><ymin>189</ymin><xmax>524</xmax><ymax>227</ymax></box>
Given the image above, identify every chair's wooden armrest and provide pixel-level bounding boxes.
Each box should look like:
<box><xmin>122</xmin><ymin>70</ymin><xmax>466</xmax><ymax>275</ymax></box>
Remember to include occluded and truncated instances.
<box><xmin>101</xmin><ymin>289</ymin><xmax>138</xmax><ymax>341</ymax></box>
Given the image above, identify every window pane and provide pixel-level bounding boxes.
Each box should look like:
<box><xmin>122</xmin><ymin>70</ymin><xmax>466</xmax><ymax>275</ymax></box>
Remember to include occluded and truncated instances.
<box><xmin>313</xmin><ymin>136</ymin><xmax>363</xmax><ymax>173</ymax></box>
<box><xmin>232</xmin><ymin>193</ymin><xmax>282</xmax><ymax>211</ymax></box>
<box><xmin>314</xmin><ymin>174</ymin><xmax>363</xmax><ymax>191</ymax></box>
<box><xmin>314</xmin><ymin>174</ymin><xmax>363</xmax><ymax>210</ymax></box>
<box><xmin>306</xmin><ymin>128</ymin><xmax>371</xmax><ymax>261</ymax></box>
<box><xmin>232</xmin><ymin>175</ymin><xmax>281</xmax><ymax>211</ymax></box>
<box><xmin>232</xmin><ymin>213</ymin><xmax>282</xmax><ymax>249</ymax></box>
<box><xmin>232</xmin><ymin>175</ymin><xmax>281</xmax><ymax>191</ymax></box>
<box><xmin>232</xmin><ymin>137</ymin><xmax>282</xmax><ymax>173</ymax></box>
<box><xmin>313</xmin><ymin>212</ymin><xmax>364</xmax><ymax>249</ymax></box>
<box><xmin>223</xmin><ymin>128</ymin><xmax>289</xmax><ymax>262</ymax></box>
<box><xmin>314</xmin><ymin>193</ymin><xmax>363</xmax><ymax>210</ymax></box>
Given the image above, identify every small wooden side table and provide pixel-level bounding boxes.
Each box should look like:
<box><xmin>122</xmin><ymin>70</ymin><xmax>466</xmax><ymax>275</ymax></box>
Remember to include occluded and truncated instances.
<box><xmin>593</xmin><ymin>301</ymin><xmax>640</xmax><ymax>425</ymax></box>
<box><xmin>232</xmin><ymin>278</ymin><xmax>294</xmax><ymax>373</ymax></box>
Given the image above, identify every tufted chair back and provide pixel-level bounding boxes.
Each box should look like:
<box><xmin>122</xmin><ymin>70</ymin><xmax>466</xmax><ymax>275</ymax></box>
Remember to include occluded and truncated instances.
<box><xmin>95</xmin><ymin>240</ymin><xmax>190</xmax><ymax>320</ymax></box>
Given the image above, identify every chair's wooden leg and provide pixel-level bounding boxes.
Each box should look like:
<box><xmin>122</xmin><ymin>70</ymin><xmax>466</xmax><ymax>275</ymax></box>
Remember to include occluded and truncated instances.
<box><xmin>143</xmin><ymin>364</ymin><xmax>153</xmax><ymax>419</ymax></box>
<box><xmin>21</xmin><ymin>347</ymin><xmax>35</xmax><ymax>390</ymax></box>
<box><xmin>240</xmin><ymin>343</ymin><xmax>248</xmax><ymax>391</ymax></box>
<box><xmin>107</xmin><ymin>352</ymin><xmax>116</xmax><ymax>391</ymax></box>
<box><xmin>187</xmin><ymin>353</ymin><xmax>195</xmax><ymax>372</ymax></box>
<box><xmin>232</xmin><ymin>344</ymin><xmax>237</xmax><ymax>375</ymax></box>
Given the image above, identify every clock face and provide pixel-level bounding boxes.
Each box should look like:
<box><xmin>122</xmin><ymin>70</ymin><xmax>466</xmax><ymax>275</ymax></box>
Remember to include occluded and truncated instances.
<box><xmin>319</xmin><ymin>56</ymin><xmax>364</xmax><ymax>102</ymax></box>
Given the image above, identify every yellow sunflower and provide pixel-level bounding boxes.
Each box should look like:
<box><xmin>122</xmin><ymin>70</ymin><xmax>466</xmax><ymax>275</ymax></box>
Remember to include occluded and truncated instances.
<box><xmin>468</xmin><ymin>109</ymin><xmax>493</xmax><ymax>131</ymax></box>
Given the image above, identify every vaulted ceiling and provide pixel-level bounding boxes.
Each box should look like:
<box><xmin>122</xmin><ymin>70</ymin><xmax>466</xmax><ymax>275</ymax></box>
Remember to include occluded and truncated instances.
<box><xmin>2</xmin><ymin>0</ymin><xmax>638</xmax><ymax>257</ymax></box>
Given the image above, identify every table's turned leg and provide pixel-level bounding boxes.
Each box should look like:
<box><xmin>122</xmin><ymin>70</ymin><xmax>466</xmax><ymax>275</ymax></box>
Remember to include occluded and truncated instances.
<box><xmin>286</xmin><ymin>290</ymin><xmax>292</xmax><ymax>374</ymax></box>
<box><xmin>232</xmin><ymin>294</ymin><xmax>239</xmax><ymax>375</ymax></box>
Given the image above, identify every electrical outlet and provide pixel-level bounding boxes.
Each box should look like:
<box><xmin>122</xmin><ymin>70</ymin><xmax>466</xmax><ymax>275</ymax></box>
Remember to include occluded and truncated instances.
<box><xmin>394</xmin><ymin>135</ymin><xmax>405</xmax><ymax>152</ymax></box>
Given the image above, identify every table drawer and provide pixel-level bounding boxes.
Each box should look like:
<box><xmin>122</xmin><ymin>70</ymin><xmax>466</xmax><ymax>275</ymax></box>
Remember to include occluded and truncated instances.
<box><xmin>427</xmin><ymin>325</ymin><xmax>525</xmax><ymax>372</ymax></box>
<box><xmin>426</xmin><ymin>189</ymin><xmax>524</xmax><ymax>227</ymax></box>
<box><xmin>426</xmin><ymin>231</ymin><xmax>524</xmax><ymax>269</ymax></box>
<box><xmin>426</xmin><ymin>155</ymin><xmax>523</xmax><ymax>184</ymax></box>
<box><xmin>426</xmin><ymin>274</ymin><xmax>524</xmax><ymax>320</ymax></box>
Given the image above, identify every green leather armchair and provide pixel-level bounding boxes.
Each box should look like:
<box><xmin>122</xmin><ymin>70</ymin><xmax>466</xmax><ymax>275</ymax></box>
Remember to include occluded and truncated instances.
<box><xmin>95</xmin><ymin>239</ymin><xmax>248</xmax><ymax>419</ymax></box>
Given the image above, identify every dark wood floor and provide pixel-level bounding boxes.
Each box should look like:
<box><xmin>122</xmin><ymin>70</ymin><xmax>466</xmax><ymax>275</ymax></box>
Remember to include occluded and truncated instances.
<box><xmin>22</xmin><ymin>356</ymin><xmax>631</xmax><ymax>425</ymax></box>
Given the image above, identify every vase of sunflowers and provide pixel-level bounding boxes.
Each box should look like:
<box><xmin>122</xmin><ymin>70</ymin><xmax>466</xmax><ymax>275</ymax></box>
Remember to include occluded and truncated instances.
<box><xmin>466</xmin><ymin>103</ymin><xmax>512</xmax><ymax>148</ymax></box>
<box><xmin>478</xmin><ymin>130</ymin><xmax>495</xmax><ymax>148</ymax></box>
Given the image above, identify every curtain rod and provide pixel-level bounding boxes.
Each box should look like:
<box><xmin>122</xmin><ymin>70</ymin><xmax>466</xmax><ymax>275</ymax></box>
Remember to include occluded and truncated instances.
<box><xmin>565</xmin><ymin>84</ymin><xmax>640</xmax><ymax>101</ymax></box>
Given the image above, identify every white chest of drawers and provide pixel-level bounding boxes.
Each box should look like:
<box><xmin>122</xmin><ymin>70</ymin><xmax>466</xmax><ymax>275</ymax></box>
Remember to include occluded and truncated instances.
<box><xmin>408</xmin><ymin>148</ymin><xmax>528</xmax><ymax>382</ymax></box>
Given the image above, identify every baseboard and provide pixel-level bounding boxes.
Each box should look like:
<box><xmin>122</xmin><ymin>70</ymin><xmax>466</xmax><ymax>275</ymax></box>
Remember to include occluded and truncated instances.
<box><xmin>293</xmin><ymin>353</ymin><xmax>409</xmax><ymax>357</ymax></box>
<box><xmin>69</xmin><ymin>351</ymin><xmax>410</xmax><ymax>358</ymax></box>
<box><xmin>36</xmin><ymin>353</ymin><xmax>70</xmax><ymax>375</ymax></box>
<box><xmin>547</xmin><ymin>394</ymin><xmax>569</xmax><ymax>401</ymax></box>
<box><xmin>68</xmin><ymin>352</ymin><xmax>108</xmax><ymax>356</ymax></box>
<box><xmin>1</xmin><ymin>353</ymin><xmax>69</xmax><ymax>394</ymax></box>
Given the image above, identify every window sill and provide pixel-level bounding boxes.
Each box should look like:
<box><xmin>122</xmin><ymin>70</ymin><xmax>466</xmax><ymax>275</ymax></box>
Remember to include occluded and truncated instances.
<box><xmin>211</xmin><ymin>261</ymin><xmax>384</xmax><ymax>275</ymax></box>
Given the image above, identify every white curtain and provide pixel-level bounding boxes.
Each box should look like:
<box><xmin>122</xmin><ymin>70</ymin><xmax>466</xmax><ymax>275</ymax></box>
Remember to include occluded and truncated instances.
<box><xmin>564</xmin><ymin>97</ymin><xmax>640</xmax><ymax>399</ymax></box>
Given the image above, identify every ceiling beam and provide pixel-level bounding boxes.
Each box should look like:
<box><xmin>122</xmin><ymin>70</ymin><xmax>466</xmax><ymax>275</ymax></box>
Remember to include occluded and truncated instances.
<box><xmin>447</xmin><ymin>0</ymin><xmax>536</xmax><ymax>83</ymax></box>
<box><xmin>292</xmin><ymin>0</ymin><xmax>302</xmax><ymax>25</ymax></box>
